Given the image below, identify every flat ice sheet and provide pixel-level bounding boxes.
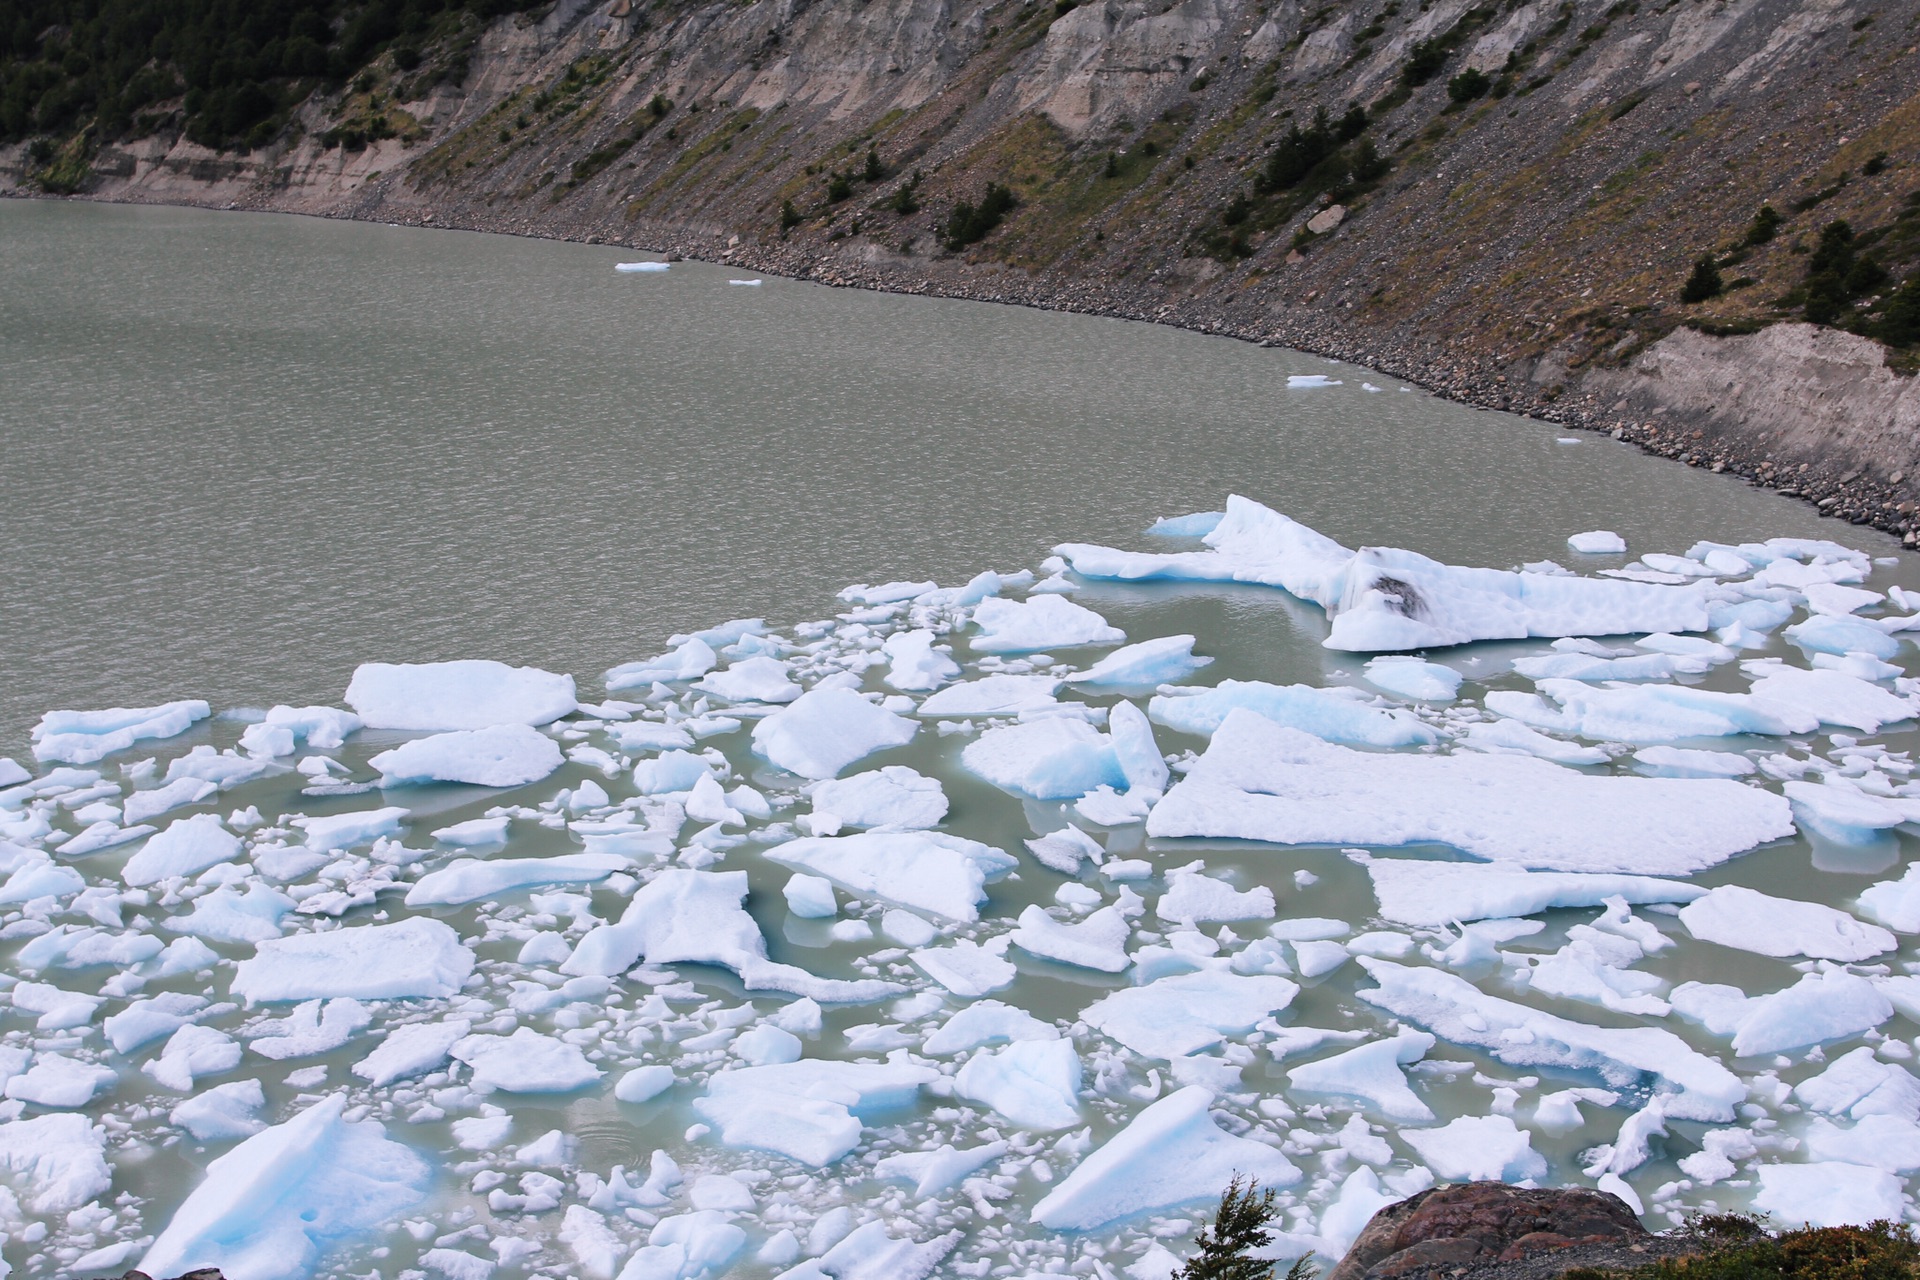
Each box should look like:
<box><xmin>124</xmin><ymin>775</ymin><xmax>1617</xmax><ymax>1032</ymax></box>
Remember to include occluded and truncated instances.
<box><xmin>1147</xmin><ymin>710</ymin><xmax>1794</xmax><ymax>874</ymax></box>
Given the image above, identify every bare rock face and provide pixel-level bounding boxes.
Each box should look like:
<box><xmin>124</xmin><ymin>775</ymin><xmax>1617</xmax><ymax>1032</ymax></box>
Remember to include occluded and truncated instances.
<box><xmin>1326</xmin><ymin>1183</ymin><xmax>1649</xmax><ymax>1280</ymax></box>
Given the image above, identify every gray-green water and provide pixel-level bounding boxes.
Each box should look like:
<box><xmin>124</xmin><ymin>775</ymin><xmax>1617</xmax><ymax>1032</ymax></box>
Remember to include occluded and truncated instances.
<box><xmin>3</xmin><ymin>199</ymin><xmax>1918</xmax><ymax>1280</ymax></box>
<box><xmin>0</xmin><ymin>198</ymin><xmax>1861</xmax><ymax>752</ymax></box>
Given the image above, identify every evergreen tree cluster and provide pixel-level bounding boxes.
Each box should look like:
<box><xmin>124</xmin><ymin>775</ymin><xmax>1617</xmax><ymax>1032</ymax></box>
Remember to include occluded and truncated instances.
<box><xmin>2</xmin><ymin>0</ymin><xmax>542</xmax><ymax>152</ymax></box>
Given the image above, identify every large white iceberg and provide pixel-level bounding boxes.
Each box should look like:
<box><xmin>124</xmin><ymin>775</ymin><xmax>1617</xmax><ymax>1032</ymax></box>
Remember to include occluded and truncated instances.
<box><xmin>344</xmin><ymin>659</ymin><xmax>577</xmax><ymax>730</ymax></box>
<box><xmin>1358</xmin><ymin>959</ymin><xmax>1744</xmax><ymax>1120</ymax></box>
<box><xmin>137</xmin><ymin>1094</ymin><xmax>429</xmax><ymax>1280</ymax></box>
<box><xmin>1147</xmin><ymin>710</ymin><xmax>1793</xmax><ymax>874</ymax></box>
<box><xmin>1057</xmin><ymin>497</ymin><xmax>1712</xmax><ymax>651</ymax></box>
<box><xmin>232</xmin><ymin>917</ymin><xmax>475</xmax><ymax>1004</ymax></box>
<box><xmin>1678</xmin><ymin>885</ymin><xmax>1895</xmax><ymax>961</ymax></box>
<box><xmin>1031</xmin><ymin>1087</ymin><xmax>1300</xmax><ymax>1230</ymax></box>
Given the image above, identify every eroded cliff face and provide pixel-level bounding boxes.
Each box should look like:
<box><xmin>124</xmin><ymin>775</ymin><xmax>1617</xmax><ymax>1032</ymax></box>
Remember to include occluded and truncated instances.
<box><xmin>4</xmin><ymin>0</ymin><xmax>1917</xmax><ymax>533</ymax></box>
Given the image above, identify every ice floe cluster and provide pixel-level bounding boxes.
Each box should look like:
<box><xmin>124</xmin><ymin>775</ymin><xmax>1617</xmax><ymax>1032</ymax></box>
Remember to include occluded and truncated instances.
<box><xmin>3</xmin><ymin>495</ymin><xmax>1920</xmax><ymax>1280</ymax></box>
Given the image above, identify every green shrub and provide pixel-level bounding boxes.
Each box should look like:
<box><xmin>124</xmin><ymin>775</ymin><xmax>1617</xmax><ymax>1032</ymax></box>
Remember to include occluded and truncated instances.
<box><xmin>1864</xmin><ymin>151</ymin><xmax>1888</xmax><ymax>176</ymax></box>
<box><xmin>1743</xmin><ymin>204</ymin><xmax>1782</xmax><ymax>246</ymax></box>
<box><xmin>1190</xmin><ymin>71</ymin><xmax>1212</xmax><ymax>92</ymax></box>
<box><xmin>779</xmin><ymin>198</ymin><xmax>801</xmax><ymax>231</ymax></box>
<box><xmin>1258</xmin><ymin>106</ymin><xmax>1337</xmax><ymax>192</ymax></box>
<box><xmin>1336</xmin><ymin>103</ymin><xmax>1368</xmax><ymax>140</ymax></box>
<box><xmin>862</xmin><ymin>145</ymin><xmax>883</xmax><ymax>182</ymax></box>
<box><xmin>1680</xmin><ymin>255</ymin><xmax>1723</xmax><ymax>303</ymax></box>
<box><xmin>825</xmin><ymin>170</ymin><xmax>852</xmax><ymax>202</ymax></box>
<box><xmin>1880</xmin><ymin>275</ymin><xmax>1920</xmax><ymax>346</ymax></box>
<box><xmin>1448</xmin><ymin>67</ymin><xmax>1490</xmax><ymax>101</ymax></box>
<box><xmin>1403</xmin><ymin>38</ymin><xmax>1447</xmax><ymax>86</ymax></box>
<box><xmin>1350</xmin><ymin>136</ymin><xmax>1390</xmax><ymax>182</ymax></box>
<box><xmin>944</xmin><ymin>182</ymin><xmax>1016</xmax><ymax>249</ymax></box>
<box><xmin>1628</xmin><ymin>1220</ymin><xmax>1920</xmax><ymax>1280</ymax></box>
<box><xmin>1222</xmin><ymin>192</ymin><xmax>1252</xmax><ymax>225</ymax></box>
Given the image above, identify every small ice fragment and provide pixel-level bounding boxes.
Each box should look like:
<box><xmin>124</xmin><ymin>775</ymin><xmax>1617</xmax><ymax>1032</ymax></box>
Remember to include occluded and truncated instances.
<box><xmin>1065</xmin><ymin>636</ymin><xmax>1211</xmax><ymax>687</ymax></box>
<box><xmin>1082</xmin><ymin>970</ymin><xmax>1298</xmax><ymax>1059</ymax></box>
<box><xmin>1011</xmin><ymin>903</ymin><xmax>1133</xmax><ymax>972</ymax></box>
<box><xmin>232</xmin><ymin>917</ymin><xmax>474</xmax><ymax>1004</ymax></box>
<box><xmin>122</xmin><ymin>813</ymin><xmax>243</xmax><ymax>887</ymax></box>
<box><xmin>1286</xmin><ymin>374</ymin><xmax>1342</xmax><ymax>388</ymax></box>
<box><xmin>880</xmin><ymin>909</ymin><xmax>938</xmax><ymax>947</ymax></box>
<box><xmin>912</xmin><ymin>938</ymin><xmax>1017</xmax><ymax>996</ymax></box>
<box><xmin>1150</xmin><ymin>681</ymin><xmax>1437</xmax><ymax>746</ymax></box>
<box><xmin>918</xmin><ymin>674</ymin><xmax>1061</xmax><ymax>716</ymax></box>
<box><xmin>433</xmin><ymin>815</ymin><xmax>511</xmax><ymax>845</ymax></box>
<box><xmin>1024</xmin><ymin>823</ymin><xmax>1104</xmax><ymax>873</ymax></box>
<box><xmin>615</xmin><ymin>261</ymin><xmax>670</xmax><ymax>272</ymax></box>
<box><xmin>875</xmin><ymin>1140</ymin><xmax>1010</xmax><ymax>1197</ymax></box>
<box><xmin>1158</xmin><ymin>869</ymin><xmax>1275</xmax><ymax>923</ymax></box>
<box><xmin>615</xmin><ymin>1065</ymin><xmax>677</xmax><ymax>1102</ymax></box>
<box><xmin>171</xmin><ymin>1079</ymin><xmax>267</xmax><ymax>1141</ymax></box>
<box><xmin>694</xmin><ymin>656</ymin><xmax>802</xmax><ymax>704</ymax></box>
<box><xmin>1567</xmin><ymin>531</ymin><xmax>1627</xmax><ymax>554</ymax></box>
<box><xmin>353</xmin><ymin>1019</ymin><xmax>472</xmax><ymax>1087</ymax></box>
<box><xmin>1286</xmin><ymin>1030</ymin><xmax>1436</xmax><ymax>1121</ymax></box>
<box><xmin>881</xmin><ymin>630</ymin><xmax>961</xmax><ymax>692</ymax></box>
<box><xmin>1363</xmin><ymin>657</ymin><xmax>1463</xmax><ymax>702</ymax></box>
<box><xmin>962</xmin><ymin>717</ymin><xmax>1125</xmax><ymax>800</ymax></box>
<box><xmin>1146</xmin><ymin>511</ymin><xmax>1225</xmax><ymax>538</ymax></box>
<box><xmin>955</xmin><ymin>1037</ymin><xmax>1082</xmax><ymax>1130</ymax></box>
<box><xmin>810</xmin><ymin>766</ymin><xmax>947</xmax><ymax>831</ymax></box>
<box><xmin>0</xmin><ymin>1112</ymin><xmax>112</xmax><ymax>1214</ymax></box>
<box><xmin>32</xmin><ymin>700</ymin><xmax>212</xmax><ymax>765</ymax></box>
<box><xmin>768</xmin><ymin>832</ymin><xmax>1015</xmax><ymax>922</ymax></box>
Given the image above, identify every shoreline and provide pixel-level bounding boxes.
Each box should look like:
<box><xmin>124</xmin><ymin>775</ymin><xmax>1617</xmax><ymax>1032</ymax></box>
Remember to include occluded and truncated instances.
<box><xmin>11</xmin><ymin>186</ymin><xmax>1911</xmax><ymax>551</ymax></box>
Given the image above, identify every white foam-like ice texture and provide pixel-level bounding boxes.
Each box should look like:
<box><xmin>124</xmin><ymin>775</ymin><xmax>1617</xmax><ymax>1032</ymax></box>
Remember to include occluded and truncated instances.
<box><xmin>1148</xmin><ymin>711</ymin><xmax>1793</xmax><ymax>874</ymax></box>
<box><xmin>344</xmin><ymin>659</ymin><xmax>578</xmax><ymax>730</ymax></box>
<box><xmin>370</xmin><ymin>723</ymin><xmax>566</xmax><ymax>787</ymax></box>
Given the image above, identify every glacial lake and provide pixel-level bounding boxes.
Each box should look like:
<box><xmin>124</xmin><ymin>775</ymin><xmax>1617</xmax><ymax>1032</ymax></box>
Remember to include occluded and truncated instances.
<box><xmin>2</xmin><ymin>198</ymin><xmax>1918</xmax><ymax>1280</ymax></box>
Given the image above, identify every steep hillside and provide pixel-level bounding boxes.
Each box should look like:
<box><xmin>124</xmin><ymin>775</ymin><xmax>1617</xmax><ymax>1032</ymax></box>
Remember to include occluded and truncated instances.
<box><xmin>5</xmin><ymin>0</ymin><xmax>1919</xmax><ymax>535</ymax></box>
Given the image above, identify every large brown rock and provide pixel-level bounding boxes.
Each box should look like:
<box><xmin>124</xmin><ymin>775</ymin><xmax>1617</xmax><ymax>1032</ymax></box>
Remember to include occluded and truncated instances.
<box><xmin>1326</xmin><ymin>1183</ymin><xmax>1650</xmax><ymax>1280</ymax></box>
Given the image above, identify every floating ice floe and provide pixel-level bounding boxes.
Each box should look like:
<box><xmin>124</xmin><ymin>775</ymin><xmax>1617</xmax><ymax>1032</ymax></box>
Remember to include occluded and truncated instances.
<box><xmin>962</xmin><ymin>718</ymin><xmax>1125</xmax><ymax>800</ymax></box>
<box><xmin>968</xmin><ymin>596</ymin><xmax>1124</xmax><ymax>653</ymax></box>
<box><xmin>808</xmin><ymin>766</ymin><xmax>948</xmax><ymax>831</ymax></box>
<box><xmin>1567</xmin><ymin>531</ymin><xmax>1627</xmax><ymax>555</ymax></box>
<box><xmin>1064</xmin><ymin>636</ymin><xmax>1211</xmax><ymax>687</ymax></box>
<box><xmin>1058</xmin><ymin>498</ymin><xmax>1710</xmax><ymax>651</ymax></box>
<box><xmin>136</xmin><ymin>1094</ymin><xmax>430</xmax><ymax>1280</ymax></box>
<box><xmin>232</xmin><ymin>917</ymin><xmax>475</xmax><ymax>1004</ymax></box>
<box><xmin>1149</xmin><ymin>711</ymin><xmax>1793</xmax><ymax>874</ymax></box>
<box><xmin>1672</xmin><ymin>969</ymin><xmax>1893</xmax><ymax>1056</ymax></box>
<box><xmin>1677</xmin><ymin>884</ymin><xmax>1895</xmax><ymax>961</ymax></box>
<box><xmin>1362</xmin><ymin>657</ymin><xmax>1462</xmax><ymax>702</ymax></box>
<box><xmin>615</xmin><ymin>261</ymin><xmax>670</xmax><ymax>272</ymax></box>
<box><xmin>693</xmin><ymin>1058</ymin><xmax>936</xmax><ymax>1165</ymax></box>
<box><xmin>768</xmin><ymin>832</ymin><xmax>1015</xmax><ymax>922</ymax></box>
<box><xmin>32</xmin><ymin>700</ymin><xmax>212</xmax><ymax>764</ymax></box>
<box><xmin>1285</xmin><ymin>1030</ymin><xmax>1436</xmax><ymax>1122</ymax></box>
<box><xmin>370</xmin><ymin>723</ymin><xmax>566</xmax><ymax>787</ymax></box>
<box><xmin>751</xmin><ymin>686</ymin><xmax>917</xmax><ymax>779</ymax></box>
<box><xmin>562</xmin><ymin>867</ymin><xmax>899</xmax><ymax>1001</ymax></box>
<box><xmin>344</xmin><ymin>659</ymin><xmax>578</xmax><ymax>730</ymax></box>
<box><xmin>1031</xmin><ymin>1087</ymin><xmax>1300</xmax><ymax>1230</ymax></box>
<box><xmin>1149</xmin><ymin>681</ymin><xmax>1437</xmax><ymax>746</ymax></box>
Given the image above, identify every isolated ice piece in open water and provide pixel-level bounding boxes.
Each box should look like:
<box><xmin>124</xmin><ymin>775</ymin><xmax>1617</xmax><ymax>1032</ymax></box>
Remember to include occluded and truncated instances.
<box><xmin>32</xmin><ymin>700</ymin><xmax>212</xmax><ymax>764</ymax></box>
<box><xmin>344</xmin><ymin>659</ymin><xmax>577</xmax><ymax>730</ymax></box>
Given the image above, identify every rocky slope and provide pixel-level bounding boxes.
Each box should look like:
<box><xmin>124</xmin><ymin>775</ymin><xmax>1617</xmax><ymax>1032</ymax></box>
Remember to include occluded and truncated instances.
<box><xmin>6</xmin><ymin>0</ymin><xmax>1918</xmax><ymax>534</ymax></box>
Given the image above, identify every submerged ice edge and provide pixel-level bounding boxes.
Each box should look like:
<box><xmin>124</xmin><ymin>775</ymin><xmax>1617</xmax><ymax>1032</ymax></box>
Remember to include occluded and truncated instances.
<box><xmin>3</xmin><ymin>495</ymin><xmax>1919</xmax><ymax>1280</ymax></box>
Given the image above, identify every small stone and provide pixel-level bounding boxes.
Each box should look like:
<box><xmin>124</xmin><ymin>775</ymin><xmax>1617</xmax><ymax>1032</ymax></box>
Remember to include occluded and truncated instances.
<box><xmin>1307</xmin><ymin>204</ymin><xmax>1348</xmax><ymax>235</ymax></box>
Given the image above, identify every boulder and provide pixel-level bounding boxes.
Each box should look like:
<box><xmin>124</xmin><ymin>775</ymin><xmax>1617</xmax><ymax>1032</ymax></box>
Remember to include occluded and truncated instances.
<box><xmin>1326</xmin><ymin>1183</ymin><xmax>1649</xmax><ymax>1280</ymax></box>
